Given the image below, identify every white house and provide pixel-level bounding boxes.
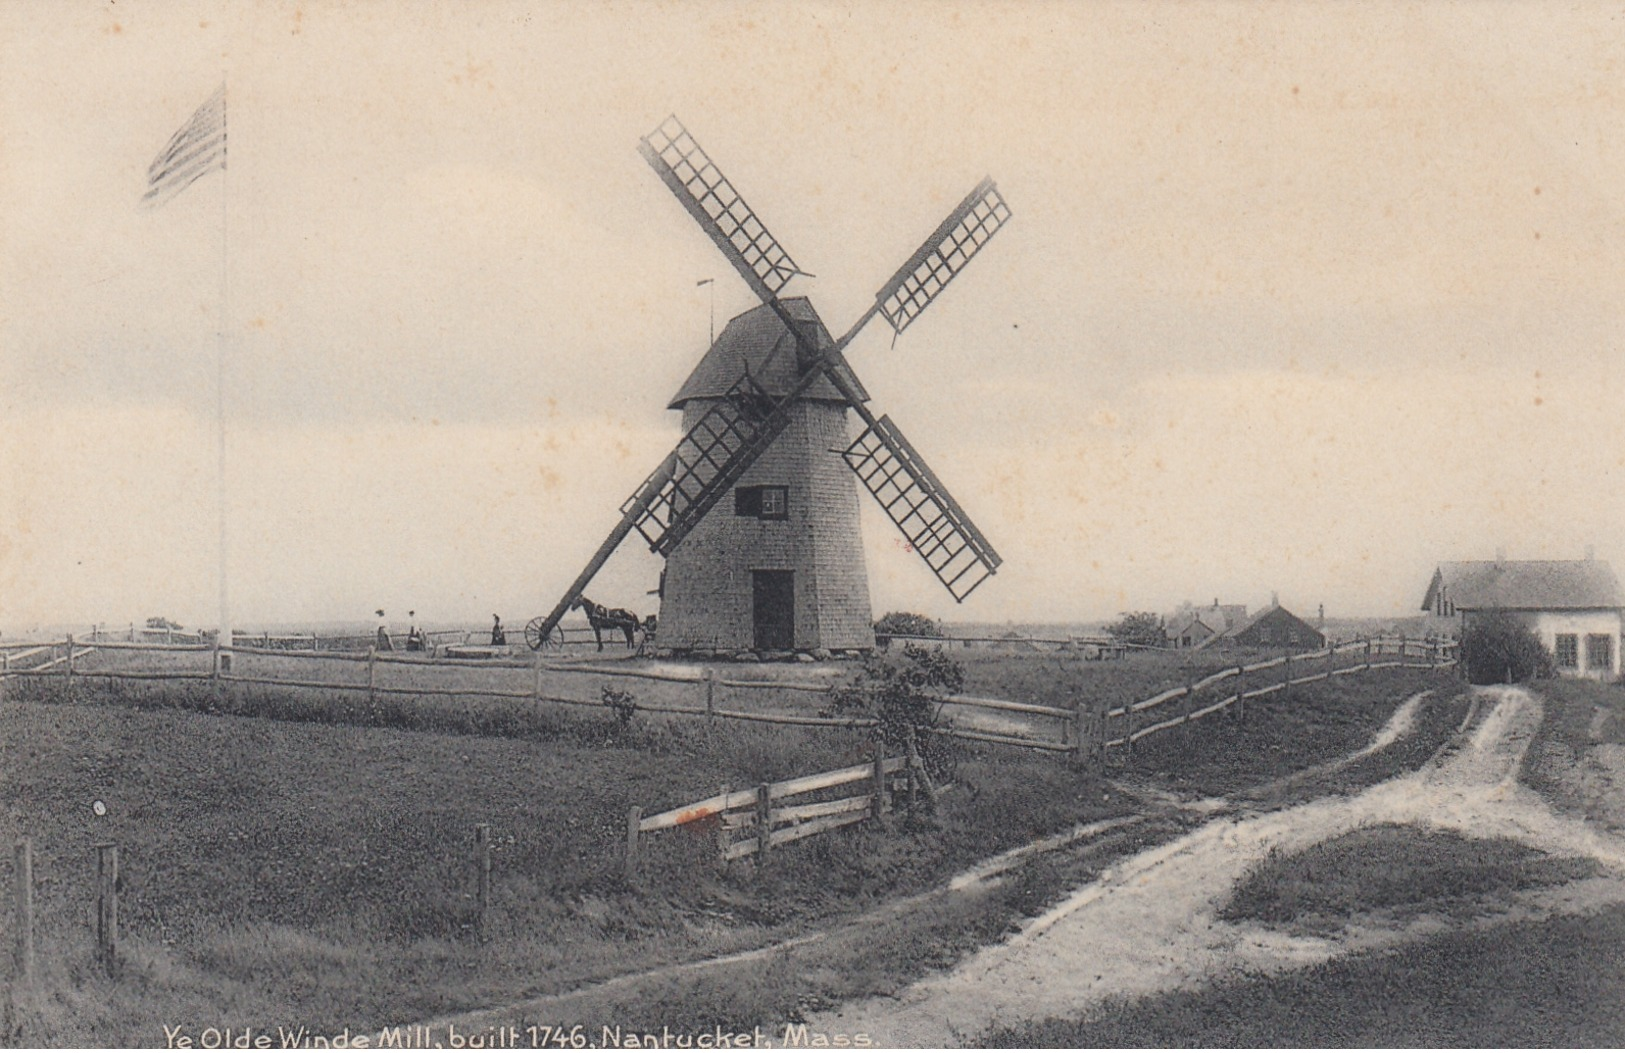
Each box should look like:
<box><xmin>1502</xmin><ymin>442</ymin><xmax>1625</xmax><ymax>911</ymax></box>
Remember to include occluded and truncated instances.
<box><xmin>1421</xmin><ymin>557</ymin><xmax>1624</xmax><ymax>680</ymax></box>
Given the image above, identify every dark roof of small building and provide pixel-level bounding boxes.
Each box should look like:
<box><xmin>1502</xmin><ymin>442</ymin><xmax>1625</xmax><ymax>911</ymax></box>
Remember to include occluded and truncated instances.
<box><xmin>1168</xmin><ymin>612</ymin><xmax>1218</xmax><ymax>638</ymax></box>
<box><xmin>1221</xmin><ymin>603</ymin><xmax>1323</xmax><ymax>641</ymax></box>
<box><xmin>1421</xmin><ymin>560</ymin><xmax>1624</xmax><ymax>612</ymax></box>
<box><xmin>668</xmin><ymin>298</ymin><xmax>869</xmax><ymax>409</ymax></box>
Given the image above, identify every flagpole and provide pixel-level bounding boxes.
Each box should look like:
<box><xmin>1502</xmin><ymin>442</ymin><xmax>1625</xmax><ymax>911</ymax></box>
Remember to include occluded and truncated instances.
<box><xmin>216</xmin><ymin>75</ymin><xmax>231</xmax><ymax>669</ymax></box>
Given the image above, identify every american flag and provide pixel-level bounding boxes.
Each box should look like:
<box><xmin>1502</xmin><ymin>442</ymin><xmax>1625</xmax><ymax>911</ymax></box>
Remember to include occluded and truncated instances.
<box><xmin>142</xmin><ymin>84</ymin><xmax>226</xmax><ymax>209</ymax></box>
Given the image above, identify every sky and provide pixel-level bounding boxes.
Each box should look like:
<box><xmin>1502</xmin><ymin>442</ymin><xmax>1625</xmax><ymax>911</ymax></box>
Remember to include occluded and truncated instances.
<box><xmin>3</xmin><ymin>0</ymin><xmax>1624</xmax><ymax>633</ymax></box>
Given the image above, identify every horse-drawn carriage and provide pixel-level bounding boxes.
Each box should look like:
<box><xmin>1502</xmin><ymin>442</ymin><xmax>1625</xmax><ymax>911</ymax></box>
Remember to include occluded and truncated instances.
<box><xmin>525</xmin><ymin>597</ymin><xmax>656</xmax><ymax>653</ymax></box>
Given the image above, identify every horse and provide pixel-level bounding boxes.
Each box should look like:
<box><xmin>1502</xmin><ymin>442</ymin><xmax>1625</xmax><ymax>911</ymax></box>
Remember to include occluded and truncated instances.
<box><xmin>573</xmin><ymin>597</ymin><xmax>641</xmax><ymax>651</ymax></box>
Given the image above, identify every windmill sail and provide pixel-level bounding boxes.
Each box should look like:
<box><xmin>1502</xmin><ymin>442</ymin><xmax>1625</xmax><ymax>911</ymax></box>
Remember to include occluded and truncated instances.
<box><xmin>874</xmin><ymin>178</ymin><xmax>1012</xmax><ymax>336</ymax></box>
<box><xmin>623</xmin><ymin>372</ymin><xmax>786</xmax><ymax>555</ymax></box>
<box><xmin>843</xmin><ymin>415</ymin><xmax>1002</xmax><ymax>601</ymax></box>
<box><xmin>640</xmin><ymin>116</ymin><xmax>809</xmax><ymax>304</ymax></box>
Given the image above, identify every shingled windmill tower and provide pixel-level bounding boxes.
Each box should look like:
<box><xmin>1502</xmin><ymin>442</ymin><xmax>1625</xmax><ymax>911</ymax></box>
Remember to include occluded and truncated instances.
<box><xmin>525</xmin><ymin>116</ymin><xmax>1012</xmax><ymax>655</ymax></box>
<box><xmin>658</xmin><ymin>299</ymin><xmax>875</xmax><ymax>651</ymax></box>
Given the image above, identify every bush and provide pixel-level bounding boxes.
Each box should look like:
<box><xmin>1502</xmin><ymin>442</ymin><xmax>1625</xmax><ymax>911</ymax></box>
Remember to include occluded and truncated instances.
<box><xmin>1459</xmin><ymin>609</ymin><xmax>1554</xmax><ymax>685</ymax></box>
<box><xmin>826</xmin><ymin>643</ymin><xmax>964</xmax><ymax>783</ymax></box>
<box><xmin>873</xmin><ymin>612</ymin><xmax>943</xmax><ymax>639</ymax></box>
<box><xmin>1106</xmin><ymin>612</ymin><xmax>1166</xmax><ymax>649</ymax></box>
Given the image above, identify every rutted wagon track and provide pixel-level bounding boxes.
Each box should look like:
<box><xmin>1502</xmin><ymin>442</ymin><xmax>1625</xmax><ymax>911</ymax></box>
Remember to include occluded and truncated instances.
<box><xmin>808</xmin><ymin>687</ymin><xmax>1625</xmax><ymax>1046</ymax></box>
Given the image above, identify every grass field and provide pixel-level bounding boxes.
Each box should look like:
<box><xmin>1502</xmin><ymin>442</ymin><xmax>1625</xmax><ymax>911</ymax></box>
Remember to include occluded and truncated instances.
<box><xmin>0</xmin><ymin>649</ymin><xmax>1453</xmax><ymax>1045</ymax></box>
<box><xmin>1220</xmin><ymin>823</ymin><xmax>1599</xmax><ymax>934</ymax></box>
<box><xmin>984</xmin><ymin>903</ymin><xmax>1625</xmax><ymax>1047</ymax></box>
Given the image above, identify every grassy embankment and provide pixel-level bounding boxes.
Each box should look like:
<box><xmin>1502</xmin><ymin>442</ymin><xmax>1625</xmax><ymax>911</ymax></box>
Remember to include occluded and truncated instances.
<box><xmin>986</xmin><ymin>678</ymin><xmax>1622</xmax><ymax>1048</ymax></box>
<box><xmin>1</xmin><ymin>648</ymin><xmax>1454</xmax><ymax>1044</ymax></box>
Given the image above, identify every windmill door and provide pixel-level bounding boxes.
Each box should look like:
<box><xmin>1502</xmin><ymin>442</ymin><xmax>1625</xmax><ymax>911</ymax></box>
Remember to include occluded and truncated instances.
<box><xmin>752</xmin><ymin>571</ymin><xmax>795</xmax><ymax>650</ymax></box>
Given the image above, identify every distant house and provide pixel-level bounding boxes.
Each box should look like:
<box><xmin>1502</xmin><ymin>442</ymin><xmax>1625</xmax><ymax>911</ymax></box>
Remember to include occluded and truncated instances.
<box><xmin>1214</xmin><ymin>603</ymin><xmax>1325</xmax><ymax>651</ymax></box>
<box><xmin>1421</xmin><ymin>558</ymin><xmax>1623</xmax><ymax>680</ymax></box>
<box><xmin>1166</xmin><ymin>601</ymin><xmax>1248</xmax><ymax>649</ymax></box>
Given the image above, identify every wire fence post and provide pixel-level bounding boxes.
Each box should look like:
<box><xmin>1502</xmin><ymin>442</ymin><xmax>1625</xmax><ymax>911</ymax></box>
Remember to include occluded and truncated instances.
<box><xmin>705</xmin><ymin>666</ymin><xmax>716</xmax><ymax>720</ymax></box>
<box><xmin>625</xmin><ymin>806</ymin><xmax>641</xmax><ymax>883</ymax></box>
<box><xmin>14</xmin><ymin>838</ymin><xmax>34</xmax><ymax>985</ymax></box>
<box><xmin>366</xmin><ymin>646</ymin><xmax>378</xmax><ymax>709</ymax></box>
<box><xmin>1282</xmin><ymin>648</ymin><xmax>1291</xmax><ymax>702</ymax></box>
<box><xmin>474</xmin><ymin>823</ymin><xmax>491</xmax><ymax>939</ymax></box>
<box><xmin>96</xmin><ymin>842</ymin><xmax>118</xmax><ymax>978</ymax></box>
<box><xmin>532</xmin><ymin>655</ymin><xmax>542</xmax><ymax>704</ymax></box>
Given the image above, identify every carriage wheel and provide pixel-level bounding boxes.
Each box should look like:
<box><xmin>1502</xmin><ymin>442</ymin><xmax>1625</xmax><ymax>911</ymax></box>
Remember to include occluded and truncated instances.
<box><xmin>524</xmin><ymin>617</ymin><xmax>563</xmax><ymax>652</ymax></box>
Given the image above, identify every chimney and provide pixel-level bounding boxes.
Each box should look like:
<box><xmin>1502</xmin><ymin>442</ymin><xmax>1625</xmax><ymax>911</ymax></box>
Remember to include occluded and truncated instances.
<box><xmin>1317</xmin><ymin>603</ymin><xmax>1325</xmax><ymax>628</ymax></box>
<box><xmin>1270</xmin><ymin>591</ymin><xmax>1279</xmax><ymax>608</ymax></box>
<box><xmin>1494</xmin><ymin>546</ymin><xmax>1507</xmax><ymax>564</ymax></box>
<box><xmin>1586</xmin><ymin>545</ymin><xmax>1596</xmax><ymax>562</ymax></box>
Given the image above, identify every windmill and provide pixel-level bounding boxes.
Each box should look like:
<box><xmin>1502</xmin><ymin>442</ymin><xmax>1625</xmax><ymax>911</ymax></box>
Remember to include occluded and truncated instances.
<box><xmin>525</xmin><ymin>116</ymin><xmax>1011</xmax><ymax>653</ymax></box>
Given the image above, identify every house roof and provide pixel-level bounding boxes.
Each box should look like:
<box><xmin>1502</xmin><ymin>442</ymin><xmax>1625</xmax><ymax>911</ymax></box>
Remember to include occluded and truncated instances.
<box><xmin>668</xmin><ymin>298</ymin><xmax>869</xmax><ymax>409</ymax></box>
<box><xmin>1168</xmin><ymin>612</ymin><xmax>1218</xmax><ymax>638</ymax></box>
<box><xmin>1421</xmin><ymin>560</ymin><xmax>1624</xmax><ymax>612</ymax></box>
<box><xmin>1221</xmin><ymin>603</ymin><xmax>1321</xmax><ymax>642</ymax></box>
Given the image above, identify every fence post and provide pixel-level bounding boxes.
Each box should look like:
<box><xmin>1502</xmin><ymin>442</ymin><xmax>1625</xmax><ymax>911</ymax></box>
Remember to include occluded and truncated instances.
<box><xmin>14</xmin><ymin>838</ymin><xmax>33</xmax><ymax>985</ymax></box>
<box><xmin>871</xmin><ymin>744</ymin><xmax>887</xmax><ymax>821</ymax></box>
<box><xmin>96</xmin><ymin>842</ymin><xmax>118</xmax><ymax>978</ymax></box>
<box><xmin>367</xmin><ymin>646</ymin><xmax>378</xmax><ymax>709</ymax></box>
<box><xmin>755</xmin><ymin>783</ymin><xmax>772</xmax><ymax>865</ymax></box>
<box><xmin>533</xmin><ymin>655</ymin><xmax>542</xmax><ymax>704</ymax></box>
<box><xmin>473</xmin><ymin>823</ymin><xmax>492</xmax><ymax>939</ymax></box>
<box><xmin>1070</xmin><ymin>694</ymin><xmax>1087</xmax><ymax>769</ymax></box>
<box><xmin>705</xmin><ymin>667</ymin><xmax>716</xmax><ymax>720</ymax></box>
<box><xmin>1282</xmin><ymin>649</ymin><xmax>1291</xmax><ymax>701</ymax></box>
<box><xmin>625</xmin><ymin>807</ymin><xmax>641</xmax><ymax>882</ymax></box>
<box><xmin>716</xmin><ymin>784</ymin><xmax>731</xmax><ymax>862</ymax></box>
<box><xmin>63</xmin><ymin>634</ymin><xmax>75</xmax><ymax>702</ymax></box>
<box><xmin>1235</xmin><ymin>665</ymin><xmax>1247</xmax><ymax>722</ymax></box>
<box><xmin>1398</xmin><ymin>632</ymin><xmax>1407</xmax><ymax>662</ymax></box>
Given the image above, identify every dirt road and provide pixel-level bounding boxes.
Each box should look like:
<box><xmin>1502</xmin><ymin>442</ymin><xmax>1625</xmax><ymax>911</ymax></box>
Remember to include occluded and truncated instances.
<box><xmin>808</xmin><ymin>686</ymin><xmax>1625</xmax><ymax>1046</ymax></box>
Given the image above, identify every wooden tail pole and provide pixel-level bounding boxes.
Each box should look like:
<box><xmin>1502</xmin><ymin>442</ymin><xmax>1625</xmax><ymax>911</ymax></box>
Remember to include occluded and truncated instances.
<box><xmin>96</xmin><ymin>843</ymin><xmax>118</xmax><ymax>978</ymax></box>
<box><xmin>532</xmin><ymin>509</ymin><xmax>648</xmax><ymax>649</ymax></box>
<box><xmin>14</xmin><ymin>838</ymin><xmax>33</xmax><ymax>985</ymax></box>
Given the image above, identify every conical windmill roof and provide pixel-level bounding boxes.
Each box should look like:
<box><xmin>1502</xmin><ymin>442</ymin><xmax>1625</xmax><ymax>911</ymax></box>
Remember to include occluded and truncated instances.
<box><xmin>668</xmin><ymin>298</ymin><xmax>869</xmax><ymax>409</ymax></box>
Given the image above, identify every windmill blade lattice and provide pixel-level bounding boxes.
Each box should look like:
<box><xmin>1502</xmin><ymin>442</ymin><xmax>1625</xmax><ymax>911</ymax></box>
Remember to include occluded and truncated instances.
<box><xmin>875</xmin><ymin>178</ymin><xmax>1012</xmax><ymax>335</ymax></box>
<box><xmin>621</xmin><ymin>372</ymin><xmax>791</xmax><ymax>556</ymax></box>
<box><xmin>843</xmin><ymin>415</ymin><xmax>1002</xmax><ymax>601</ymax></box>
<box><xmin>639</xmin><ymin>116</ymin><xmax>808</xmax><ymax>305</ymax></box>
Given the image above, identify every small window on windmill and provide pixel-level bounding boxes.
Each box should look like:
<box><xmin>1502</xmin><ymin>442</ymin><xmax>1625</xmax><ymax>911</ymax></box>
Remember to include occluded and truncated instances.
<box><xmin>734</xmin><ymin>485</ymin><xmax>789</xmax><ymax>521</ymax></box>
<box><xmin>758</xmin><ymin>486</ymin><xmax>788</xmax><ymax>520</ymax></box>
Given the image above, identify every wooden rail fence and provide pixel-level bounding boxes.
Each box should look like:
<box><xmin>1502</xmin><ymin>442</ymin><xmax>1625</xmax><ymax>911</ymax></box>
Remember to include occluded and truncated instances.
<box><xmin>0</xmin><ymin>634</ymin><xmax>1455</xmax><ymax>762</ymax></box>
<box><xmin>625</xmin><ymin>749</ymin><xmax>913</xmax><ymax>875</ymax></box>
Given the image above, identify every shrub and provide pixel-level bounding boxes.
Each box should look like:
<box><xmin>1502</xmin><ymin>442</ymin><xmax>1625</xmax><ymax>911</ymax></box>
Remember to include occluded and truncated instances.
<box><xmin>1459</xmin><ymin>609</ymin><xmax>1554</xmax><ymax>685</ymax></box>
<box><xmin>1106</xmin><ymin>611</ymin><xmax>1167</xmax><ymax>649</ymax></box>
<box><xmin>600</xmin><ymin>685</ymin><xmax>638</xmax><ymax>726</ymax></box>
<box><xmin>826</xmin><ymin>643</ymin><xmax>964</xmax><ymax>783</ymax></box>
<box><xmin>873</xmin><ymin>612</ymin><xmax>944</xmax><ymax>639</ymax></box>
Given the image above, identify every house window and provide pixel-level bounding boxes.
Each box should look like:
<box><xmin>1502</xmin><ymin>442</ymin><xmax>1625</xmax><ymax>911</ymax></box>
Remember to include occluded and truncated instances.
<box><xmin>1586</xmin><ymin>634</ymin><xmax>1614</xmax><ymax>672</ymax></box>
<box><xmin>734</xmin><ymin>485</ymin><xmax>789</xmax><ymax>521</ymax></box>
<box><xmin>1556</xmin><ymin>634</ymin><xmax>1579</xmax><ymax>669</ymax></box>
